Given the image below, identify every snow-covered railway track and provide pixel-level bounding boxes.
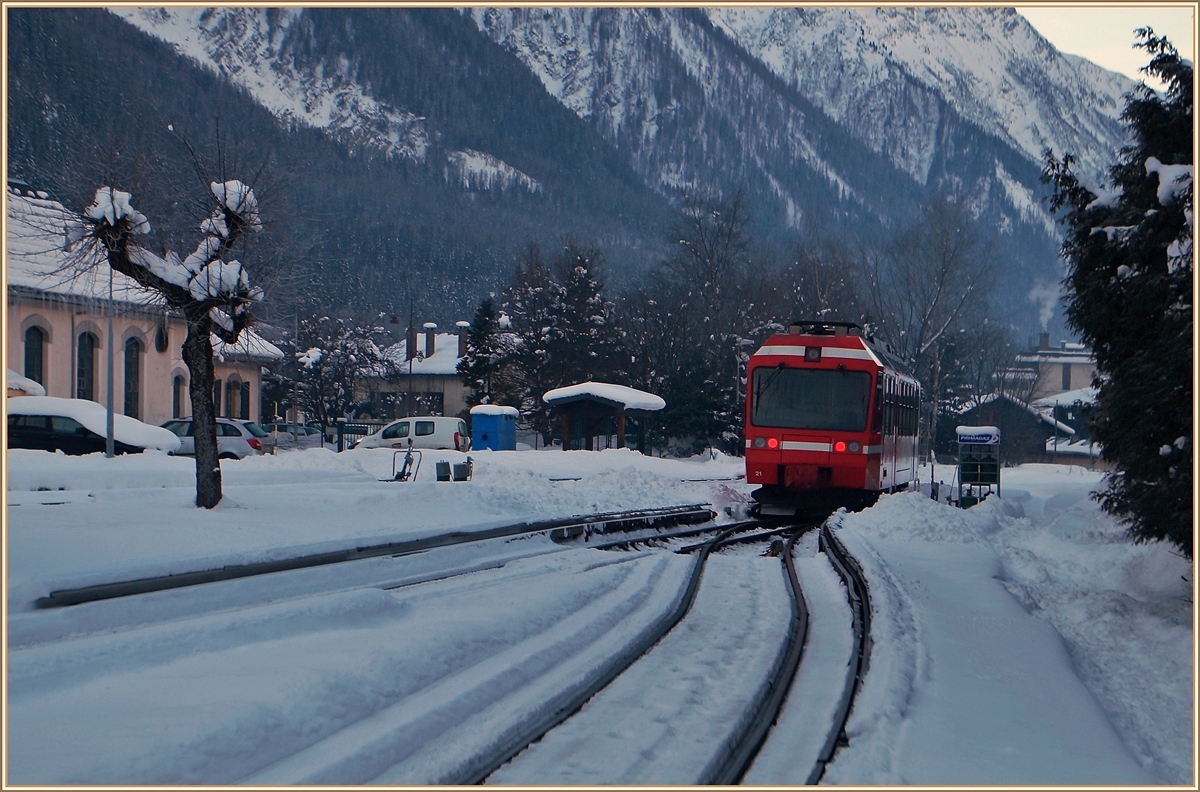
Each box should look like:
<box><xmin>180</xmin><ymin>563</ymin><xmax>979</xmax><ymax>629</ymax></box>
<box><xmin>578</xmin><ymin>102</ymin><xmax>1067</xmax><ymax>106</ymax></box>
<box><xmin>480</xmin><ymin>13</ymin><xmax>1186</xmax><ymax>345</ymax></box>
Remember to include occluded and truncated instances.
<box><xmin>807</xmin><ymin>522</ymin><xmax>873</xmax><ymax>782</ymax></box>
<box><xmin>7</xmin><ymin>512</ymin><xmax>878</xmax><ymax>786</ymax></box>
<box><xmin>477</xmin><ymin>520</ymin><xmax>818</xmax><ymax>785</ymax></box>
<box><xmin>27</xmin><ymin>503</ymin><xmax>715</xmax><ymax>610</ymax></box>
<box><xmin>8</xmin><ymin>539</ymin><xmax>702</xmax><ymax>784</ymax></box>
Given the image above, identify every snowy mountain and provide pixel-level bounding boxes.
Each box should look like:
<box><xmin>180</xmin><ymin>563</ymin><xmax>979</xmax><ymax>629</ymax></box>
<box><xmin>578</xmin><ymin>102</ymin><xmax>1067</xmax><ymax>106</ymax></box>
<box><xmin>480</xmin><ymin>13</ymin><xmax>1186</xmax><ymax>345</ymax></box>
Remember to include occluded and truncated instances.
<box><xmin>461</xmin><ymin>7</ymin><xmax>1136</xmax><ymax>330</ymax></box>
<box><xmin>114</xmin><ymin>6</ymin><xmax>1132</xmax><ymax>222</ymax></box>
<box><xmin>706</xmin><ymin>7</ymin><xmax>1131</xmax><ymax>187</ymax></box>
<box><xmin>476</xmin><ymin>9</ymin><xmax>1135</xmax><ymax>259</ymax></box>
<box><xmin>17</xmin><ymin>7</ymin><xmax>1141</xmax><ymax>333</ymax></box>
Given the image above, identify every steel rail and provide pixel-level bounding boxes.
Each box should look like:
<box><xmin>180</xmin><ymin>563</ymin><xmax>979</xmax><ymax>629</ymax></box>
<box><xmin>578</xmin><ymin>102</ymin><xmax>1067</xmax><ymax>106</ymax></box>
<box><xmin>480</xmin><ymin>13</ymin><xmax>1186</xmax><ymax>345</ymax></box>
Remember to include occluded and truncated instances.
<box><xmin>808</xmin><ymin>522</ymin><xmax>873</xmax><ymax>784</ymax></box>
<box><xmin>32</xmin><ymin>504</ymin><xmax>716</xmax><ymax>608</ymax></box>
<box><xmin>702</xmin><ymin>522</ymin><xmax>820</xmax><ymax>784</ymax></box>
<box><xmin>456</xmin><ymin>523</ymin><xmax>746</xmax><ymax>785</ymax></box>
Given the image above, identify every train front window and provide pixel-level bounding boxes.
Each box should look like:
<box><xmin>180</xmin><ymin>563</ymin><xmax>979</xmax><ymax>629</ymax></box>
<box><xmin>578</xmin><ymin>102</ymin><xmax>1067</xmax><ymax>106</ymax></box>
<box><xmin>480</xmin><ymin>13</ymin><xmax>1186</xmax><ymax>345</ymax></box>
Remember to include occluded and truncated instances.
<box><xmin>752</xmin><ymin>368</ymin><xmax>872</xmax><ymax>431</ymax></box>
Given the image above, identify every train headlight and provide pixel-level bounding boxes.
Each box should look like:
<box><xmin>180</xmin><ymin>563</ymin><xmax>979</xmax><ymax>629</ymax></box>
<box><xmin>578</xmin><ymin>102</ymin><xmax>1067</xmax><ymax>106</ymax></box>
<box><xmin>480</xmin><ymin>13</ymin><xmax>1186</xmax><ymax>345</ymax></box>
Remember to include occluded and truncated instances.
<box><xmin>753</xmin><ymin>436</ymin><xmax>766</xmax><ymax>449</ymax></box>
<box><xmin>849</xmin><ymin>441</ymin><xmax>861</xmax><ymax>452</ymax></box>
<box><xmin>834</xmin><ymin>441</ymin><xmax>847</xmax><ymax>452</ymax></box>
<box><xmin>767</xmin><ymin>437</ymin><xmax>779</xmax><ymax>449</ymax></box>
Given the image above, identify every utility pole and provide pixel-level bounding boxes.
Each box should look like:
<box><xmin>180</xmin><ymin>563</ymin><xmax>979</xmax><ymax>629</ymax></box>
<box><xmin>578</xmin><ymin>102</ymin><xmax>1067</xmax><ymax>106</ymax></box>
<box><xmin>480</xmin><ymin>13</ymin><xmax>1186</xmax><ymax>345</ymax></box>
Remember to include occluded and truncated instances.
<box><xmin>105</xmin><ymin>267</ymin><xmax>115</xmax><ymax>457</ymax></box>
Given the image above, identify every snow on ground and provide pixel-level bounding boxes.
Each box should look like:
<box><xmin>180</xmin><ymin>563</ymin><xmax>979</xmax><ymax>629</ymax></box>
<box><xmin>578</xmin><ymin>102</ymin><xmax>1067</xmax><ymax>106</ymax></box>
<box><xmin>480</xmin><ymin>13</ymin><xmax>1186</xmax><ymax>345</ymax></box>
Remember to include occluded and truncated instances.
<box><xmin>4</xmin><ymin>448</ymin><xmax>1193</xmax><ymax>784</ymax></box>
<box><xmin>827</xmin><ymin>465</ymin><xmax>1192</xmax><ymax>784</ymax></box>
<box><xmin>5</xmin><ymin>446</ymin><xmax>744</xmax><ymax>608</ymax></box>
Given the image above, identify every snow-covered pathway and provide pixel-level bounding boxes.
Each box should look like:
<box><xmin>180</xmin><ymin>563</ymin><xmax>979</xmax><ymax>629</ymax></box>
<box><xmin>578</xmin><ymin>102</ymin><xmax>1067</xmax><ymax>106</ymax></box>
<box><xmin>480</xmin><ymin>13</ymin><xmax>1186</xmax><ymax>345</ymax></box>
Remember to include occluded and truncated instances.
<box><xmin>828</xmin><ymin>524</ymin><xmax>1156</xmax><ymax>784</ymax></box>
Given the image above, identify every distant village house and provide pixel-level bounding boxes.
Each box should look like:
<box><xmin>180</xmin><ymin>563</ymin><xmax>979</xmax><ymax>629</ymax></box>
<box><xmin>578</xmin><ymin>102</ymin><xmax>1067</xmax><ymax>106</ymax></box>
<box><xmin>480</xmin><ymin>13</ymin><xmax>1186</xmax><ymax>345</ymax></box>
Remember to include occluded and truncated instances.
<box><xmin>358</xmin><ymin>322</ymin><xmax>471</xmax><ymax>420</ymax></box>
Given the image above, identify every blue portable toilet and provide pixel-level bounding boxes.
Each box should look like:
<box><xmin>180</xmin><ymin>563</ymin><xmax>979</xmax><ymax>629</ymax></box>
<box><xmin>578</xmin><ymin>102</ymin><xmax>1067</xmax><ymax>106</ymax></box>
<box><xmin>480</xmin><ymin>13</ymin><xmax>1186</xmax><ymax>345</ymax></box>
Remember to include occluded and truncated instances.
<box><xmin>470</xmin><ymin>405</ymin><xmax>519</xmax><ymax>451</ymax></box>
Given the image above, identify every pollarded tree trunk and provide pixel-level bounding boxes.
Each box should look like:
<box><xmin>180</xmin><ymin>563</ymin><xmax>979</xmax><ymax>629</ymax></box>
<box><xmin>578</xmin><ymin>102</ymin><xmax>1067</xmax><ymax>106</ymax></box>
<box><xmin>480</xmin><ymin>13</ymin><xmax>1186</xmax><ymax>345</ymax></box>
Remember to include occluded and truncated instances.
<box><xmin>183</xmin><ymin>310</ymin><xmax>222</xmax><ymax>508</ymax></box>
<box><xmin>81</xmin><ymin>171</ymin><xmax>263</xmax><ymax>510</ymax></box>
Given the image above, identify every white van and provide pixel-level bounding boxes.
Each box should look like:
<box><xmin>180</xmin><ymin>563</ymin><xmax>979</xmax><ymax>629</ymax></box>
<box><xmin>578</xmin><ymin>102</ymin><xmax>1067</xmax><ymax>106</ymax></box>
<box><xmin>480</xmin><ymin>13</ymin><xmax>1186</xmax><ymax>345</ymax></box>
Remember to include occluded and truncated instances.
<box><xmin>354</xmin><ymin>416</ymin><xmax>470</xmax><ymax>451</ymax></box>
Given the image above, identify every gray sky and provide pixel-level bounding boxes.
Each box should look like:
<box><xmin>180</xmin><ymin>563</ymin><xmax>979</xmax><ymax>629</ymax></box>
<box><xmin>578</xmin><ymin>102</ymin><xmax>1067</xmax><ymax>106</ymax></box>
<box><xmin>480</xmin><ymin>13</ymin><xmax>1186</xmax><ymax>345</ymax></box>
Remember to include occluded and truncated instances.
<box><xmin>1015</xmin><ymin>5</ymin><xmax>1195</xmax><ymax>88</ymax></box>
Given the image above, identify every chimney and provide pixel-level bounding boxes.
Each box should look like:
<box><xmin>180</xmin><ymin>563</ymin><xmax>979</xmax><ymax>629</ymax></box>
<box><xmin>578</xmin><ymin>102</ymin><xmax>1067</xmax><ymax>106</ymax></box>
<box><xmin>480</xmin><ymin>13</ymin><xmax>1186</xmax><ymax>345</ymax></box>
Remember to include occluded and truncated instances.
<box><xmin>406</xmin><ymin>323</ymin><xmax>418</xmax><ymax>361</ymax></box>
<box><xmin>456</xmin><ymin>320</ymin><xmax>470</xmax><ymax>357</ymax></box>
<box><xmin>423</xmin><ymin>322</ymin><xmax>437</xmax><ymax>358</ymax></box>
<box><xmin>1039</xmin><ymin>332</ymin><xmax>1050</xmax><ymax>351</ymax></box>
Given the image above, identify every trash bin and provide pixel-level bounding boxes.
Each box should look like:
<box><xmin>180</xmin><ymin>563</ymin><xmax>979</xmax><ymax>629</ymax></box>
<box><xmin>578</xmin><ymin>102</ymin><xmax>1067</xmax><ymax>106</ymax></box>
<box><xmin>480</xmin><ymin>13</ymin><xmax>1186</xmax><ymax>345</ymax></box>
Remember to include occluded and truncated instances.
<box><xmin>470</xmin><ymin>405</ymin><xmax>519</xmax><ymax>451</ymax></box>
<box><xmin>435</xmin><ymin>460</ymin><xmax>451</xmax><ymax>482</ymax></box>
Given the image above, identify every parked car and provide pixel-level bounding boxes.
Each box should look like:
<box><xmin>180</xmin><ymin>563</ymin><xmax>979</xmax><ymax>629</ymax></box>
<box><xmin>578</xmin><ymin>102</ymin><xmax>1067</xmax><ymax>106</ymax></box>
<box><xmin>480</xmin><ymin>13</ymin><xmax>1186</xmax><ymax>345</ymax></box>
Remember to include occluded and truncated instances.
<box><xmin>160</xmin><ymin>417</ymin><xmax>269</xmax><ymax>459</ymax></box>
<box><xmin>7</xmin><ymin>396</ymin><xmax>181</xmax><ymax>455</ymax></box>
<box><xmin>353</xmin><ymin>416</ymin><xmax>470</xmax><ymax>451</ymax></box>
<box><xmin>262</xmin><ymin>423</ymin><xmax>324</xmax><ymax>450</ymax></box>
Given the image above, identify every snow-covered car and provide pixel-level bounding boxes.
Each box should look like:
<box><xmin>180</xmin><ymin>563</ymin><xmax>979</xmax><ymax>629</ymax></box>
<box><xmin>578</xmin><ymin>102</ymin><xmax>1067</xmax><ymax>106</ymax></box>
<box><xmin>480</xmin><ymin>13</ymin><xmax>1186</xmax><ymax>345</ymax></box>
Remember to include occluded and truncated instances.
<box><xmin>160</xmin><ymin>418</ymin><xmax>269</xmax><ymax>459</ymax></box>
<box><xmin>354</xmin><ymin>417</ymin><xmax>470</xmax><ymax>451</ymax></box>
<box><xmin>263</xmin><ymin>423</ymin><xmax>324</xmax><ymax>450</ymax></box>
<box><xmin>7</xmin><ymin>396</ymin><xmax>181</xmax><ymax>455</ymax></box>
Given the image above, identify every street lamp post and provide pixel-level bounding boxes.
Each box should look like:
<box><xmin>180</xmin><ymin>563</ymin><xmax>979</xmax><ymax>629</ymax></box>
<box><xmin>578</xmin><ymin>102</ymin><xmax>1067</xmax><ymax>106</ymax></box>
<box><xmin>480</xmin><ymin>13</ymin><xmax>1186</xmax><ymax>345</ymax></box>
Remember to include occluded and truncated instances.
<box><xmin>105</xmin><ymin>267</ymin><xmax>115</xmax><ymax>457</ymax></box>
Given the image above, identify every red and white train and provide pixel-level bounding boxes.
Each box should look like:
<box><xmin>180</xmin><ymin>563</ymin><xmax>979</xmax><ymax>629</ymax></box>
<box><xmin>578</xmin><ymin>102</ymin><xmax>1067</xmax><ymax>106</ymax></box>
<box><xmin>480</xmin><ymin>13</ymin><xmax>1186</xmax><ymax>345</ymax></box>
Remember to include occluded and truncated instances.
<box><xmin>744</xmin><ymin>321</ymin><xmax>922</xmax><ymax>517</ymax></box>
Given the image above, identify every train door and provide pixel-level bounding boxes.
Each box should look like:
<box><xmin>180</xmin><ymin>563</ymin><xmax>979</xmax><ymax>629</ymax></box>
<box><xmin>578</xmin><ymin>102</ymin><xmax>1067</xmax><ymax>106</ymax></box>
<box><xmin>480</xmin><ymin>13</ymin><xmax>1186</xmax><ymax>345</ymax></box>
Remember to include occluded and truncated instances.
<box><xmin>894</xmin><ymin>380</ymin><xmax>915</xmax><ymax>485</ymax></box>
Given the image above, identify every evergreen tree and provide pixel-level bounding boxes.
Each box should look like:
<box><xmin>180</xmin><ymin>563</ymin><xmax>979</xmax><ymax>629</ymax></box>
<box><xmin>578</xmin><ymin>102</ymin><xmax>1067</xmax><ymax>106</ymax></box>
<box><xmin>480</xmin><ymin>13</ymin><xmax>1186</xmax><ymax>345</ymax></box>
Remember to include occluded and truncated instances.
<box><xmin>546</xmin><ymin>240</ymin><xmax>625</xmax><ymax>387</ymax></box>
<box><xmin>457</xmin><ymin>296</ymin><xmax>518</xmax><ymax>407</ymax></box>
<box><xmin>502</xmin><ymin>244</ymin><xmax>565</xmax><ymax>439</ymax></box>
<box><xmin>1043</xmin><ymin>30</ymin><xmax>1192</xmax><ymax>558</ymax></box>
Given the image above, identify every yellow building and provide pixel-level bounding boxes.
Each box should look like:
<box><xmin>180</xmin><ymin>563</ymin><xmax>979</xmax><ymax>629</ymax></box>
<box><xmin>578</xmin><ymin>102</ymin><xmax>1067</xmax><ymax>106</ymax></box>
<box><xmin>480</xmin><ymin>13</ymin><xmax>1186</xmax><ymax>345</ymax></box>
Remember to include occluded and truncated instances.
<box><xmin>1017</xmin><ymin>332</ymin><xmax>1099</xmax><ymax>401</ymax></box>
<box><xmin>6</xmin><ymin>186</ymin><xmax>282</xmax><ymax>425</ymax></box>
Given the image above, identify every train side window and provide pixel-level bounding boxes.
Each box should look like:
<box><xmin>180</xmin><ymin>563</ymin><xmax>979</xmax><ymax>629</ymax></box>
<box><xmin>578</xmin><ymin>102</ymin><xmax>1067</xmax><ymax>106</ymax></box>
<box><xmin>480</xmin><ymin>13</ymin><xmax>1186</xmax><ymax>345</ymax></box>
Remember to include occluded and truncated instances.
<box><xmin>871</xmin><ymin>377</ymin><xmax>884</xmax><ymax>434</ymax></box>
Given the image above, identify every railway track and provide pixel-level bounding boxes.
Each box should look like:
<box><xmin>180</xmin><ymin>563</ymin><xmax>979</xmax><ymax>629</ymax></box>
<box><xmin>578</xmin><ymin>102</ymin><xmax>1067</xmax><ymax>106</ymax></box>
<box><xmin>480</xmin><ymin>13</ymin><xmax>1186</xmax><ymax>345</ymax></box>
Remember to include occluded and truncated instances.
<box><xmin>478</xmin><ymin>517</ymin><xmax>873</xmax><ymax>785</ymax></box>
<box><xmin>11</xmin><ymin>509</ymin><xmax>874</xmax><ymax>785</ymax></box>
<box><xmin>29</xmin><ymin>503</ymin><xmax>716</xmax><ymax>610</ymax></box>
<box><xmin>808</xmin><ymin>521</ymin><xmax>873</xmax><ymax>783</ymax></box>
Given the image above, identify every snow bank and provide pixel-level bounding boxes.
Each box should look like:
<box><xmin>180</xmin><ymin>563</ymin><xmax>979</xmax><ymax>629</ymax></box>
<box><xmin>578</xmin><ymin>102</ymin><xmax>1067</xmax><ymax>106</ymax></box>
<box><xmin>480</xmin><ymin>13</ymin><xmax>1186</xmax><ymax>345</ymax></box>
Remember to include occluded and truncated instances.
<box><xmin>836</xmin><ymin>464</ymin><xmax>1192</xmax><ymax>783</ymax></box>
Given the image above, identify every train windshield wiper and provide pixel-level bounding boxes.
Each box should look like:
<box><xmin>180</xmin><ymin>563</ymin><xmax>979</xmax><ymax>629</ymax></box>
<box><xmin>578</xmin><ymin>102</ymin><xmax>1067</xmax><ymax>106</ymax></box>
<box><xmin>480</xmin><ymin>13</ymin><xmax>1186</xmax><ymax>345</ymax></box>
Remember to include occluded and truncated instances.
<box><xmin>755</xmin><ymin>362</ymin><xmax>787</xmax><ymax>405</ymax></box>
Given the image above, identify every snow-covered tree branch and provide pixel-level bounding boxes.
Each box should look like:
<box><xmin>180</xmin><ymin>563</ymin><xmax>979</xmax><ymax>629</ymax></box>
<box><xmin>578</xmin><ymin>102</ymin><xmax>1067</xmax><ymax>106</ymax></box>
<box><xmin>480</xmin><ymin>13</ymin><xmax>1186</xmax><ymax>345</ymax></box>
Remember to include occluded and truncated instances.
<box><xmin>80</xmin><ymin>177</ymin><xmax>265</xmax><ymax>509</ymax></box>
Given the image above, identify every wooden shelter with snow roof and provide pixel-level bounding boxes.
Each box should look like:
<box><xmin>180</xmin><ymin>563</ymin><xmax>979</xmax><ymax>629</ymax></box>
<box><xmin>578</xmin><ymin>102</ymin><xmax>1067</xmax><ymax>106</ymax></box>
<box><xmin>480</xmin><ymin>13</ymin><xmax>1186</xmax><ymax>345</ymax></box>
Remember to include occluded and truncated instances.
<box><xmin>542</xmin><ymin>382</ymin><xmax>665</xmax><ymax>452</ymax></box>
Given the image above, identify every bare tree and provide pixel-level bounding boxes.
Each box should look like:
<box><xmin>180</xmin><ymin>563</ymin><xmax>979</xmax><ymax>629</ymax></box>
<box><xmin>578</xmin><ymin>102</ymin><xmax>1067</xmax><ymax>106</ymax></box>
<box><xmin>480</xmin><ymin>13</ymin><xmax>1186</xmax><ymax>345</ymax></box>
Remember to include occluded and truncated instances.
<box><xmin>665</xmin><ymin>188</ymin><xmax>753</xmax><ymax>337</ymax></box>
<box><xmin>75</xmin><ymin>154</ymin><xmax>264</xmax><ymax>507</ymax></box>
<box><xmin>863</xmin><ymin>196</ymin><xmax>997</xmax><ymax>386</ymax></box>
<box><xmin>782</xmin><ymin>234</ymin><xmax>865</xmax><ymax>324</ymax></box>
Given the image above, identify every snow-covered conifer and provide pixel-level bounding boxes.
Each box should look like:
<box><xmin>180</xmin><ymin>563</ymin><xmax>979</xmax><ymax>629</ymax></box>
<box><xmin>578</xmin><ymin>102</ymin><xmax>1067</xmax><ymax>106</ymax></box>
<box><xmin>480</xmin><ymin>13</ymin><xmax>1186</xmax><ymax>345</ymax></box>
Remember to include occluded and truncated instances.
<box><xmin>1043</xmin><ymin>30</ymin><xmax>1192</xmax><ymax>557</ymax></box>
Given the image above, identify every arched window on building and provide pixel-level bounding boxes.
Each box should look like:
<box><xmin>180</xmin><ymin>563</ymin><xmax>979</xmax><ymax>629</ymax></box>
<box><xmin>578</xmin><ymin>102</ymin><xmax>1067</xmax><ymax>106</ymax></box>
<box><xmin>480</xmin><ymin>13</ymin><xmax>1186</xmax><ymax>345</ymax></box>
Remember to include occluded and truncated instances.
<box><xmin>77</xmin><ymin>332</ymin><xmax>97</xmax><ymax>401</ymax></box>
<box><xmin>240</xmin><ymin>381</ymin><xmax>251</xmax><ymax>420</ymax></box>
<box><xmin>24</xmin><ymin>326</ymin><xmax>45</xmax><ymax>386</ymax></box>
<box><xmin>123</xmin><ymin>337</ymin><xmax>143</xmax><ymax>419</ymax></box>
<box><xmin>213</xmin><ymin>379</ymin><xmax>223</xmax><ymax>417</ymax></box>
<box><xmin>226</xmin><ymin>377</ymin><xmax>241</xmax><ymax>419</ymax></box>
<box><xmin>173</xmin><ymin>374</ymin><xmax>186</xmax><ymax>418</ymax></box>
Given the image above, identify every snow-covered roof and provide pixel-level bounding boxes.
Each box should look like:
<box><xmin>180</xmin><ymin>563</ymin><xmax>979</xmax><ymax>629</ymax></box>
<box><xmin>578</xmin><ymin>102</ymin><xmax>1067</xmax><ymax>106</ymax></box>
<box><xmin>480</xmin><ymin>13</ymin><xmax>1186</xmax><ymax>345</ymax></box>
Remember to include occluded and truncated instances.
<box><xmin>470</xmin><ymin>405</ymin><xmax>519</xmax><ymax>417</ymax></box>
<box><xmin>1016</xmin><ymin>354</ymin><xmax>1096</xmax><ymax>367</ymax></box>
<box><xmin>8</xmin><ymin>188</ymin><xmax>283</xmax><ymax>363</ymax></box>
<box><xmin>1046</xmin><ymin>437</ymin><xmax>1103</xmax><ymax>458</ymax></box>
<box><xmin>7</xmin><ymin>395</ymin><xmax>181</xmax><ymax>452</ymax></box>
<box><xmin>966</xmin><ymin>393</ymin><xmax>1075</xmax><ymax>435</ymax></box>
<box><xmin>1031</xmin><ymin>387</ymin><xmax>1097</xmax><ymax>408</ymax></box>
<box><xmin>543</xmin><ymin>382</ymin><xmax>666</xmax><ymax>412</ymax></box>
<box><xmin>6</xmin><ymin>369</ymin><xmax>46</xmax><ymax>396</ymax></box>
<box><xmin>7</xmin><ymin>190</ymin><xmax>158</xmax><ymax>306</ymax></box>
<box><xmin>381</xmin><ymin>333</ymin><xmax>463</xmax><ymax>376</ymax></box>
